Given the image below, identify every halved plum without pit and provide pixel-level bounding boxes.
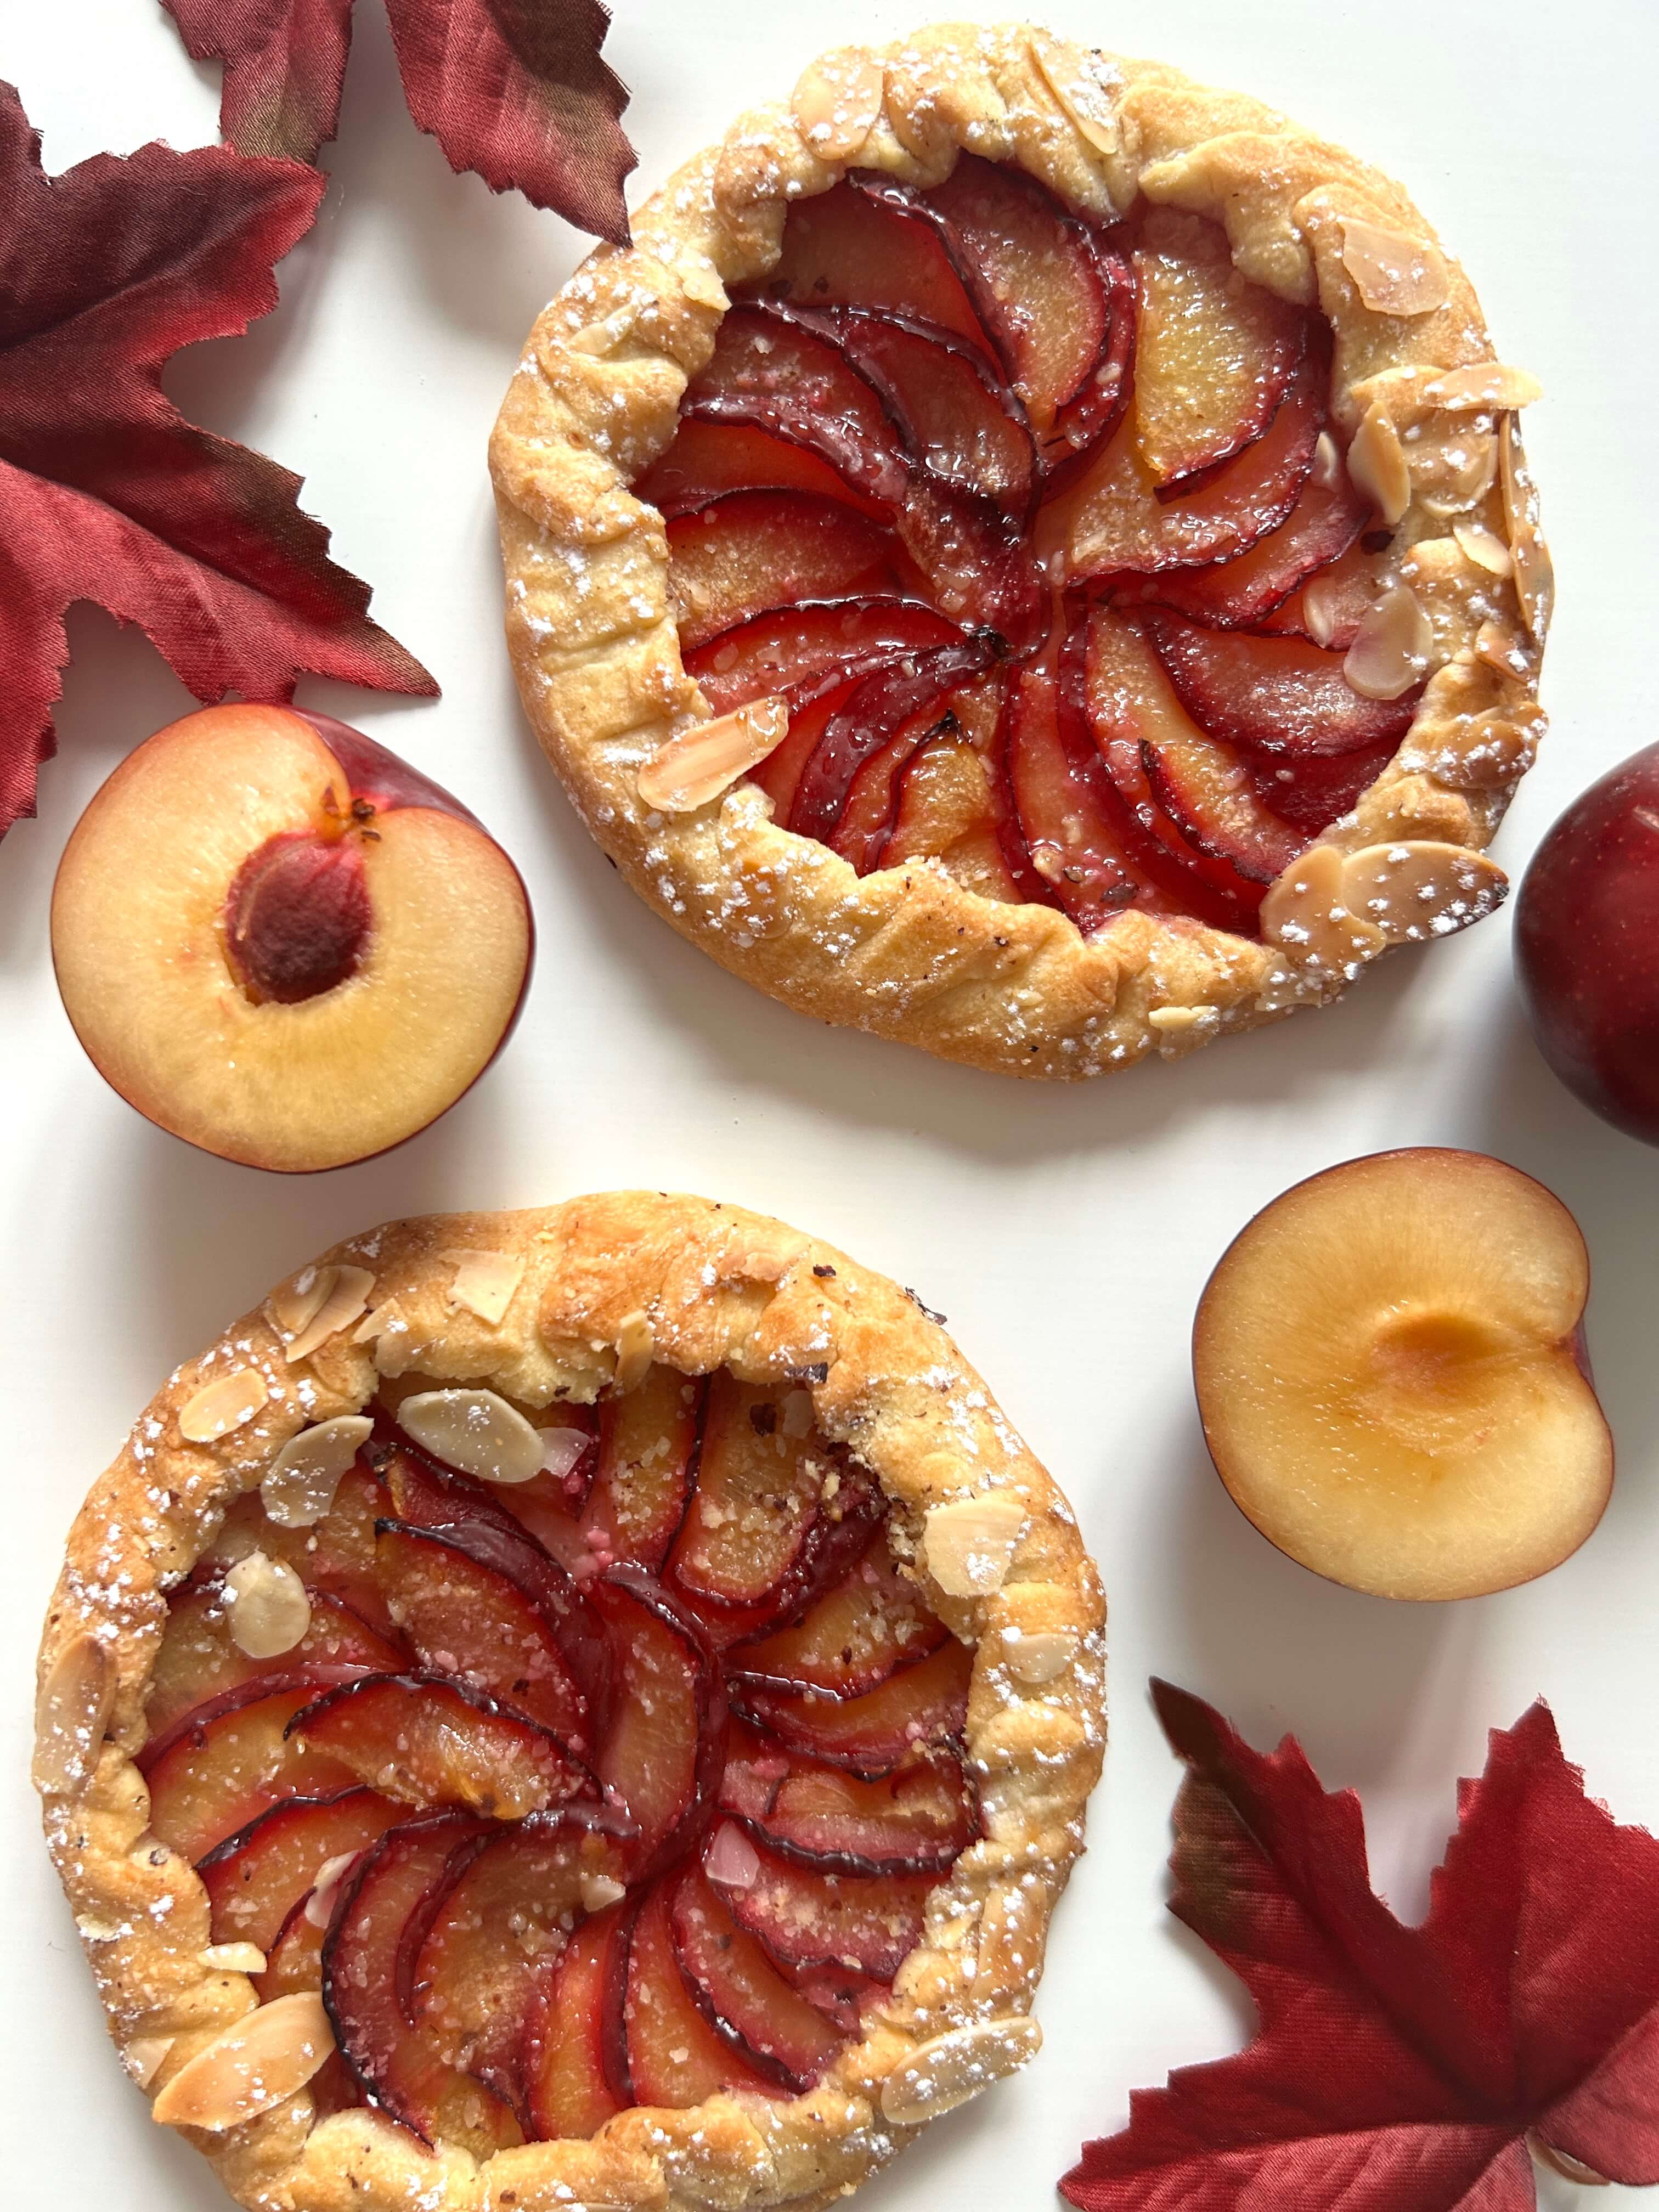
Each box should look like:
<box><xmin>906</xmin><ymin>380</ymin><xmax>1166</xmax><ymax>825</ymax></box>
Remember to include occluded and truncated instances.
<box><xmin>143</xmin><ymin>1361</ymin><xmax>981</xmax><ymax>2145</ymax></box>
<box><xmin>647</xmin><ymin>167</ymin><xmax>1407</xmax><ymax>934</ymax></box>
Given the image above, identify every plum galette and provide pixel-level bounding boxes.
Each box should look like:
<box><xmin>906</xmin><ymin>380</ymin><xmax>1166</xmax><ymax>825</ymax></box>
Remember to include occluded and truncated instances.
<box><xmin>492</xmin><ymin>23</ymin><xmax>1548</xmax><ymax>1077</ymax></box>
<box><xmin>35</xmin><ymin>1197</ymin><xmax>1103</xmax><ymax>2212</ymax></box>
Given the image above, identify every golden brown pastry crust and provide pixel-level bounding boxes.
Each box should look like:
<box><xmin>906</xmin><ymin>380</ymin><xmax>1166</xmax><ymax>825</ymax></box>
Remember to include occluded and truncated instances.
<box><xmin>35</xmin><ymin>1194</ymin><xmax>1105</xmax><ymax>2212</ymax></box>
<box><xmin>489</xmin><ymin>21</ymin><xmax>1548</xmax><ymax>1080</ymax></box>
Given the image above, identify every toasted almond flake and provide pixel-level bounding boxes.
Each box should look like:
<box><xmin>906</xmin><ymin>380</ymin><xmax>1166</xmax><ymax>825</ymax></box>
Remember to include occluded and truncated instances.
<box><xmin>444</xmin><ymin>1248</ymin><xmax>526</xmax><ymax>1328</ymax></box>
<box><xmin>223</xmin><ymin>1552</ymin><xmax>312</xmax><ymax>1660</ymax></box>
<box><xmin>1311</xmin><ymin>430</ymin><xmax>1342</xmax><ymax>490</ymax></box>
<box><xmin>151</xmin><ymin>1993</ymin><xmax>334</xmax><ymax>2131</ymax></box>
<box><xmin>637</xmin><ymin>698</ymin><xmax>789</xmax><ymax>812</ymax></box>
<box><xmin>563</xmin><ymin>304</ymin><xmax>639</xmax><ymax>357</ymax></box>
<box><xmin>1453</xmin><ymin>522</ymin><xmax>1513</xmax><ymax>575</ymax></box>
<box><xmin>285</xmin><ymin>1265</ymin><xmax>375</xmax><ymax>1365</ymax></box>
<box><xmin>179</xmin><ymin>1367</ymin><xmax>269</xmax><ymax>1445</ymax></box>
<box><xmin>1499</xmin><ymin>415</ymin><xmax>1552</xmax><ymax>642</ymax></box>
<box><xmin>1409</xmin><ymin>422</ymin><xmax>1498</xmax><ymax>518</ymax></box>
<box><xmin>124</xmin><ymin>2036</ymin><xmax>175</xmax><ymax>2089</ymax></box>
<box><xmin>268</xmin><ymin>1266</ymin><xmax>331</xmax><ymax>1338</ymax></box>
<box><xmin>201</xmin><ymin>1943</ymin><xmax>267</xmax><ymax>1975</ymax></box>
<box><xmin>780</xmin><ymin>1389</ymin><xmax>814</xmax><ymax>1438</ymax></box>
<box><xmin>352</xmin><ymin>1299</ymin><xmax>402</xmax><ymax>1347</ymax></box>
<box><xmin>33</xmin><ymin>1632</ymin><xmax>115</xmax><ymax>1797</ymax></box>
<box><xmin>881</xmin><ymin>2016</ymin><xmax>1042</xmax><ymax>2125</ymax></box>
<box><xmin>1339</xmin><ymin>840</ymin><xmax>1508</xmax><ymax>944</ymax></box>
<box><xmin>538</xmin><ymin>1425</ymin><xmax>590</xmax><ymax>1483</ymax></box>
<box><xmin>1424</xmin><ymin>363</ymin><xmax>1542</xmax><ymax>411</ymax></box>
<box><xmin>1344</xmin><ymin>583</ymin><xmax>1434</xmax><ymax>701</ymax></box>
<box><xmin>261</xmin><ymin>1414</ymin><xmax>374</xmax><ymax>1528</ymax></box>
<box><xmin>613</xmin><ymin>1310</ymin><xmax>656</xmax><ymax>1395</ymax></box>
<box><xmin>923</xmin><ymin>1493</ymin><xmax>1026</xmax><ymax>1600</ymax></box>
<box><xmin>1347</xmin><ymin>404</ymin><xmax>1410</xmax><ymax>526</ymax></box>
<box><xmin>399</xmin><ymin>1386</ymin><xmax>545</xmax><ymax>1485</ymax></box>
<box><xmin>1148</xmin><ymin>1003</ymin><xmax>1214</xmax><ymax>1034</ymax></box>
<box><xmin>1029</xmin><ymin>33</ymin><xmax>1123</xmax><ymax>156</ymax></box>
<box><xmin>677</xmin><ymin>257</ymin><xmax>728</xmax><ymax>313</ymax></box>
<box><xmin>791</xmin><ymin>50</ymin><xmax>885</xmax><ymax>161</ymax></box>
<box><xmin>1260</xmin><ymin>843</ymin><xmax>1386</xmax><ymax>970</ymax></box>
<box><xmin>704</xmin><ymin>1821</ymin><xmax>761</xmax><ymax>1892</ymax></box>
<box><xmin>1301</xmin><ymin>566</ymin><xmax>1375</xmax><ymax>650</ymax></box>
<box><xmin>1339</xmin><ymin>218</ymin><xmax>1450</xmax><ymax>316</ymax></box>
<box><xmin>1001</xmin><ymin>1627</ymin><xmax>1080</xmax><ymax>1685</ymax></box>
<box><xmin>580</xmin><ymin>1871</ymin><xmax>629</xmax><ymax>1914</ymax></box>
<box><xmin>305</xmin><ymin>1852</ymin><xmax>362</xmax><ymax>1930</ymax></box>
<box><xmin>1476</xmin><ymin>618</ymin><xmax>1534</xmax><ymax>682</ymax></box>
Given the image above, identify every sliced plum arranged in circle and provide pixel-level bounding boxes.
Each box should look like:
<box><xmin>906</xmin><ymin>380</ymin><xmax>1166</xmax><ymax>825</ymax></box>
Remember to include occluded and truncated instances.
<box><xmin>139</xmin><ymin>1365</ymin><xmax>979</xmax><ymax>2142</ymax></box>
<box><xmin>638</xmin><ymin>156</ymin><xmax>1413</xmax><ymax>935</ymax></box>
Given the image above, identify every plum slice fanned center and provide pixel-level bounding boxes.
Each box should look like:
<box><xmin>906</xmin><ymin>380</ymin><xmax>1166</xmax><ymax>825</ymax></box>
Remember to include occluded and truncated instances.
<box><xmin>145</xmin><ymin>1366</ymin><xmax>979</xmax><ymax>2142</ymax></box>
<box><xmin>639</xmin><ymin>154</ymin><xmax>1412</xmax><ymax>936</ymax></box>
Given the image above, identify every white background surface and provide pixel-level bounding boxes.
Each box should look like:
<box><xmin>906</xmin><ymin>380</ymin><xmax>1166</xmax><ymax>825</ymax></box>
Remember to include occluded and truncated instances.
<box><xmin>3</xmin><ymin>1</ymin><xmax>1658</xmax><ymax>2203</ymax></box>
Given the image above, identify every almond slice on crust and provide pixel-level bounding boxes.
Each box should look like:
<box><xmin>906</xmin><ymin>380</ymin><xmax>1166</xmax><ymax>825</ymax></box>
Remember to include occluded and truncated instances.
<box><xmin>1499</xmin><ymin>415</ymin><xmax>1553</xmax><ymax>642</ymax></box>
<box><xmin>1259</xmin><ymin>843</ymin><xmax>1386</xmax><ymax>972</ymax></box>
<box><xmin>880</xmin><ymin>2016</ymin><xmax>1043</xmax><ymax>2124</ymax></box>
<box><xmin>791</xmin><ymin>49</ymin><xmax>885</xmax><ymax>161</ymax></box>
<box><xmin>638</xmin><ymin>698</ymin><xmax>789</xmax><ymax>813</ymax></box>
<box><xmin>261</xmin><ymin>1414</ymin><xmax>374</xmax><ymax>1528</ymax></box>
<box><xmin>398</xmin><ymin>1386</ymin><xmax>546</xmax><ymax>1485</ymax></box>
<box><xmin>151</xmin><ymin>1993</ymin><xmax>334</xmax><ymax>2131</ymax></box>
<box><xmin>1423</xmin><ymin>363</ymin><xmax>1542</xmax><ymax>410</ymax></box>
<box><xmin>1028</xmin><ymin>32</ymin><xmax>1124</xmax><ymax>157</ymax></box>
<box><xmin>179</xmin><ymin>1368</ymin><xmax>269</xmax><ymax>1445</ymax></box>
<box><xmin>923</xmin><ymin>1492</ymin><xmax>1027</xmax><ymax>1598</ymax></box>
<box><xmin>283</xmin><ymin>1265</ymin><xmax>375</xmax><ymax>1365</ymax></box>
<box><xmin>1001</xmin><ymin>1627</ymin><xmax>1080</xmax><ymax>1685</ymax></box>
<box><xmin>33</xmin><ymin>1632</ymin><xmax>115</xmax><ymax>1796</ymax></box>
<box><xmin>268</xmin><ymin>1266</ymin><xmax>334</xmax><ymax>1339</ymax></box>
<box><xmin>1338</xmin><ymin>218</ymin><xmax>1451</xmax><ymax>316</ymax></box>
<box><xmin>1344</xmin><ymin>583</ymin><xmax>1434</xmax><ymax>701</ymax></box>
<box><xmin>1347</xmin><ymin>403</ymin><xmax>1410</xmax><ymax>526</ymax></box>
<box><xmin>444</xmin><ymin>1248</ymin><xmax>527</xmax><ymax>1327</ymax></box>
<box><xmin>613</xmin><ymin>1309</ymin><xmax>656</xmax><ymax>1394</ymax></box>
<box><xmin>1453</xmin><ymin>522</ymin><xmax>1513</xmax><ymax>576</ymax></box>
<box><xmin>1338</xmin><ymin>840</ymin><xmax>1508</xmax><ymax>945</ymax></box>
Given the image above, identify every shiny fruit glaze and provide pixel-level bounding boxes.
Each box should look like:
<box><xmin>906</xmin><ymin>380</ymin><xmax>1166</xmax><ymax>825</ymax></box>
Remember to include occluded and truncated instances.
<box><xmin>642</xmin><ymin>161</ymin><xmax>1416</xmax><ymax>936</ymax></box>
<box><xmin>142</xmin><ymin>1370</ymin><xmax>976</xmax><ymax>2151</ymax></box>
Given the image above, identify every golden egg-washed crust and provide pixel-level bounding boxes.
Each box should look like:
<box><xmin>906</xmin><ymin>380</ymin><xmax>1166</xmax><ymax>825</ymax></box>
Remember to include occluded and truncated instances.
<box><xmin>36</xmin><ymin>1195</ymin><xmax>1104</xmax><ymax>2212</ymax></box>
<box><xmin>489</xmin><ymin>20</ymin><xmax>1548</xmax><ymax>1080</ymax></box>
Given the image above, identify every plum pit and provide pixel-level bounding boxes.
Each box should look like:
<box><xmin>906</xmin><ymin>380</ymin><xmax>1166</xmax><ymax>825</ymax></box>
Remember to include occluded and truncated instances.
<box><xmin>224</xmin><ymin>828</ymin><xmax>372</xmax><ymax>1006</ymax></box>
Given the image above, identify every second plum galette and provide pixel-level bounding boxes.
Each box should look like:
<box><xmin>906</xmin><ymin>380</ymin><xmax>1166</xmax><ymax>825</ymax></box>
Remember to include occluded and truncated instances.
<box><xmin>492</xmin><ymin>22</ymin><xmax>1549</xmax><ymax>1076</ymax></box>
<box><xmin>35</xmin><ymin>1195</ymin><xmax>1103</xmax><ymax>2212</ymax></box>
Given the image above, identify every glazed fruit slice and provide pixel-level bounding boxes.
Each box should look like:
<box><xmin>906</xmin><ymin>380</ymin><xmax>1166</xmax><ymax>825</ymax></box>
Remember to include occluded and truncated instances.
<box><xmin>579</xmin><ymin>1363</ymin><xmax>703</xmax><ymax>1573</ymax></box>
<box><xmin>720</xmin><ymin>1728</ymin><xmax>979</xmax><ymax>1874</ymax></box>
<box><xmin>895</xmin><ymin>477</ymin><xmax>1045</xmax><ymax>648</ymax></box>
<box><xmin>790</xmin><ymin>639</ymin><xmax>1004</xmax><ymax>845</ymax></box>
<box><xmin>148</xmin><ymin>1582</ymin><xmax>405</xmax><ymax>1735</ymax></box>
<box><xmin>669</xmin><ymin>1866</ymin><xmax>848</xmax><ymax>2090</ymax></box>
<box><xmin>623</xmin><ymin>1881</ymin><xmax>780</xmax><ymax>2107</ymax></box>
<box><xmin>1142</xmin><ymin>608</ymin><xmax>1420</xmax><ymax>757</ymax></box>
<box><xmin>198</xmin><ymin>1785</ymin><xmax>404</xmax><ymax>1949</ymax></box>
<box><xmin>710</xmin><ymin>1829</ymin><xmax>934</xmax><ymax>1980</ymax></box>
<box><xmin>1132</xmin><ymin>208</ymin><xmax>1307</xmax><ymax>493</ymax></box>
<box><xmin>1003</xmin><ymin>670</ymin><xmax>1141</xmax><ymax>930</ymax></box>
<box><xmin>829</xmin><ymin>705</ymin><xmax>953</xmax><ymax>876</ymax></box>
<box><xmin>205</xmin><ymin>1464</ymin><xmax>396</xmax><ymax>1638</ymax></box>
<box><xmin>374</xmin><ymin>1520</ymin><xmax>589</xmax><ymax>1743</ymax></box>
<box><xmin>1146</xmin><ymin>447</ymin><xmax>1372</xmax><ymax>629</ymax></box>
<box><xmin>637</xmin><ymin>416</ymin><xmax>883</xmax><ymax>519</ymax></box>
<box><xmin>733</xmin><ymin>1637</ymin><xmax>973</xmax><ymax>1776</ymax></box>
<box><xmin>888</xmin><ymin>732</ymin><xmax>1022</xmax><ymax>901</ymax></box>
<box><xmin>668</xmin><ymin>492</ymin><xmax>906</xmax><ymax>651</ymax></box>
<box><xmin>411</xmin><ymin>1806</ymin><xmax>633</xmax><ymax>2098</ymax></box>
<box><xmin>667</xmin><ymin>1375</ymin><xmax>837</xmax><ymax>1615</ymax></box>
<box><xmin>142</xmin><ymin>1675</ymin><xmax>364</xmax><ymax>1863</ymax></box>
<box><xmin>763</xmin><ymin>177</ymin><xmax>987</xmax><ymax>348</ymax></box>
<box><xmin>684</xmin><ymin>597</ymin><xmax>962</xmax><ymax>718</ymax></box>
<box><xmin>322</xmin><ymin>1813</ymin><xmax>522</xmax><ymax>2154</ymax></box>
<box><xmin>287</xmin><ymin>1673</ymin><xmax>592</xmax><ymax>1818</ymax></box>
<box><xmin>594</xmin><ymin>1566</ymin><xmax>726</xmax><ymax>1876</ymax></box>
<box><xmin>522</xmin><ymin>1903</ymin><xmax>629</xmax><ymax>2139</ymax></box>
<box><xmin>730</xmin><ymin>1532</ymin><xmax>946</xmax><ymax>1700</ymax></box>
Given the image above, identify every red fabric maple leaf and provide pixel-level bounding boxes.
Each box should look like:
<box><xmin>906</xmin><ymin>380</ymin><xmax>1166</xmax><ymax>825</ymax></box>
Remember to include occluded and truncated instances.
<box><xmin>0</xmin><ymin>83</ymin><xmax>434</xmax><ymax>840</ymax></box>
<box><xmin>164</xmin><ymin>0</ymin><xmax>636</xmax><ymax>243</ymax></box>
<box><xmin>1062</xmin><ymin>1681</ymin><xmax>1659</xmax><ymax>2211</ymax></box>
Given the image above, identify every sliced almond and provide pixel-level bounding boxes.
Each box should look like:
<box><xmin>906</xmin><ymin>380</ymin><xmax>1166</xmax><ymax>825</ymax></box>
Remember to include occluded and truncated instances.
<box><xmin>1000</xmin><ymin>1627</ymin><xmax>1080</xmax><ymax>1686</ymax></box>
<box><xmin>1423</xmin><ymin>363</ymin><xmax>1542</xmax><ymax>411</ymax></box>
<box><xmin>1407</xmin><ymin>420</ymin><xmax>1498</xmax><ymax>519</ymax></box>
<box><xmin>304</xmin><ymin>1851</ymin><xmax>362</xmax><ymax>1931</ymax></box>
<box><xmin>791</xmin><ymin>49</ymin><xmax>885</xmax><ymax>162</ymax></box>
<box><xmin>223</xmin><ymin>1552</ymin><xmax>312</xmax><ymax>1660</ymax></box>
<box><xmin>1499</xmin><ymin>415</ymin><xmax>1552</xmax><ymax>643</ymax></box>
<box><xmin>124</xmin><ymin>2035</ymin><xmax>175</xmax><ymax>2089</ymax></box>
<box><xmin>1029</xmin><ymin>33</ymin><xmax>1124</xmax><ymax>157</ymax></box>
<box><xmin>1338</xmin><ymin>840</ymin><xmax>1508</xmax><ymax>945</ymax></box>
<box><xmin>268</xmin><ymin>1266</ymin><xmax>333</xmax><ymax>1339</ymax></box>
<box><xmin>1148</xmin><ymin>1003</ymin><xmax>1215</xmax><ymax>1035</ymax></box>
<box><xmin>285</xmin><ymin>1265</ymin><xmax>375</xmax><ymax>1365</ymax></box>
<box><xmin>538</xmin><ymin>1425</ymin><xmax>590</xmax><ymax>1484</ymax></box>
<box><xmin>1338</xmin><ymin>218</ymin><xmax>1450</xmax><ymax>316</ymax></box>
<box><xmin>676</xmin><ymin>256</ymin><xmax>729</xmax><ymax>313</ymax></box>
<box><xmin>1259</xmin><ymin>842</ymin><xmax>1386</xmax><ymax>972</ymax></box>
<box><xmin>151</xmin><ymin>1992</ymin><xmax>334</xmax><ymax>2131</ymax></box>
<box><xmin>923</xmin><ymin>1493</ymin><xmax>1026</xmax><ymax>1600</ymax></box>
<box><xmin>261</xmin><ymin>1414</ymin><xmax>374</xmax><ymax>1528</ymax></box>
<box><xmin>580</xmin><ymin>1871</ymin><xmax>628</xmax><ymax>1915</ymax></box>
<box><xmin>398</xmin><ymin>1386</ymin><xmax>545</xmax><ymax>1485</ymax></box>
<box><xmin>32</xmin><ymin>1632</ymin><xmax>115</xmax><ymax>1797</ymax></box>
<box><xmin>200</xmin><ymin>1942</ymin><xmax>268</xmax><ymax>1975</ymax></box>
<box><xmin>779</xmin><ymin>1388</ymin><xmax>814</xmax><ymax>1438</ymax></box>
<box><xmin>613</xmin><ymin>1310</ymin><xmax>656</xmax><ymax>1395</ymax></box>
<box><xmin>444</xmin><ymin>1248</ymin><xmax>526</xmax><ymax>1328</ymax></box>
<box><xmin>1344</xmin><ymin>583</ymin><xmax>1434</xmax><ymax>702</ymax></box>
<box><xmin>179</xmin><ymin>1367</ymin><xmax>269</xmax><ymax>1446</ymax></box>
<box><xmin>637</xmin><ymin>698</ymin><xmax>788</xmax><ymax>812</ymax></box>
<box><xmin>1346</xmin><ymin>404</ymin><xmax>1410</xmax><ymax>526</ymax></box>
<box><xmin>1453</xmin><ymin>522</ymin><xmax>1513</xmax><ymax>577</ymax></box>
<box><xmin>880</xmin><ymin>2016</ymin><xmax>1042</xmax><ymax>2125</ymax></box>
<box><xmin>1475</xmin><ymin>619</ymin><xmax>1534</xmax><ymax>682</ymax></box>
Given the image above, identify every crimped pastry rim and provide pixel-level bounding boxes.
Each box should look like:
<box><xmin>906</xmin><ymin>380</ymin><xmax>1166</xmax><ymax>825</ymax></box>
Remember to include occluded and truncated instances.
<box><xmin>36</xmin><ymin>1193</ymin><xmax>1105</xmax><ymax>2212</ymax></box>
<box><xmin>489</xmin><ymin>20</ymin><xmax>1548</xmax><ymax>1081</ymax></box>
